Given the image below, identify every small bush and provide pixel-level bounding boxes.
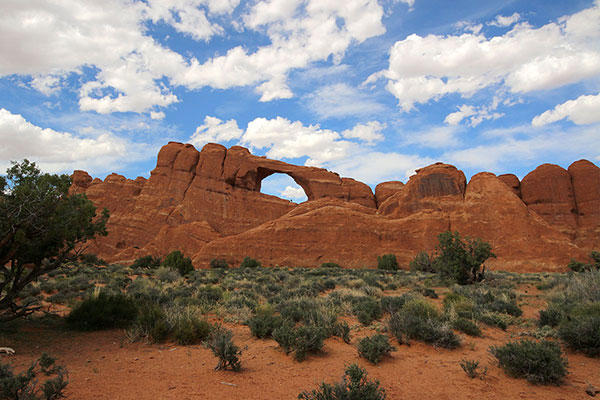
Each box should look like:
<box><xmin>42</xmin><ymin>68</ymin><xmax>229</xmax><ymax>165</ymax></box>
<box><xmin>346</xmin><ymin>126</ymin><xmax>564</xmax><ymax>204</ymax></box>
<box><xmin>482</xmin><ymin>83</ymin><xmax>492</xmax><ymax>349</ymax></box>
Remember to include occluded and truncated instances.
<box><xmin>298</xmin><ymin>363</ymin><xmax>386</xmax><ymax>400</ymax></box>
<box><xmin>320</xmin><ymin>262</ymin><xmax>341</xmax><ymax>269</ymax></box>
<box><xmin>558</xmin><ymin>303</ymin><xmax>600</xmax><ymax>357</ymax></box>
<box><xmin>272</xmin><ymin>320</ymin><xmax>297</xmax><ymax>353</ymax></box>
<box><xmin>79</xmin><ymin>253</ymin><xmax>107</xmax><ymax>265</ymax></box>
<box><xmin>410</xmin><ymin>251</ymin><xmax>435</xmax><ymax>273</ymax></box>
<box><xmin>377</xmin><ymin>254</ymin><xmax>398</xmax><ymax>271</ymax></box>
<box><xmin>452</xmin><ymin>318</ymin><xmax>482</xmax><ymax>337</ymax></box>
<box><xmin>162</xmin><ymin>250</ymin><xmax>194</xmax><ymax>276</ymax></box>
<box><xmin>381</xmin><ymin>295</ymin><xmax>413</xmax><ymax>314</ymax></box>
<box><xmin>210</xmin><ymin>258</ymin><xmax>228</xmax><ymax>269</ymax></box>
<box><xmin>248</xmin><ymin>306</ymin><xmax>283</xmax><ymax>339</ymax></box>
<box><xmin>208</xmin><ymin>325</ymin><xmax>242</xmax><ymax>371</ymax></box>
<box><xmin>172</xmin><ymin>312</ymin><xmax>211</xmax><ymax>345</ymax></box>
<box><xmin>130</xmin><ymin>302</ymin><xmax>170</xmax><ymax>343</ymax></box>
<box><xmin>490</xmin><ymin>339</ymin><xmax>568</xmax><ymax>385</ymax></box>
<box><xmin>0</xmin><ymin>353</ymin><xmax>68</xmax><ymax>400</ymax></box>
<box><xmin>240</xmin><ymin>256</ymin><xmax>261</xmax><ymax>268</ymax></box>
<box><xmin>388</xmin><ymin>298</ymin><xmax>460</xmax><ymax>349</ymax></box>
<box><xmin>131</xmin><ymin>255</ymin><xmax>161</xmax><ymax>269</ymax></box>
<box><xmin>66</xmin><ymin>291</ymin><xmax>137</xmax><ymax>330</ymax></box>
<box><xmin>538</xmin><ymin>305</ymin><xmax>564</xmax><ymax>328</ymax></box>
<box><xmin>358</xmin><ymin>334</ymin><xmax>395</xmax><ymax>364</ymax></box>
<box><xmin>352</xmin><ymin>297</ymin><xmax>382</xmax><ymax>326</ymax></box>
<box><xmin>460</xmin><ymin>359</ymin><xmax>486</xmax><ymax>379</ymax></box>
<box><xmin>292</xmin><ymin>325</ymin><xmax>327</xmax><ymax>362</ymax></box>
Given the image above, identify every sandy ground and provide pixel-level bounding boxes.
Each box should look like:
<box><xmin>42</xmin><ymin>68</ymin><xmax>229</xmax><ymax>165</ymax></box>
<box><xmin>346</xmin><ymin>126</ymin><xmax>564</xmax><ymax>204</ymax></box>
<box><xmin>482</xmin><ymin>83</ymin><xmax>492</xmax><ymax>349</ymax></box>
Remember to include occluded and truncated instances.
<box><xmin>2</xmin><ymin>285</ymin><xmax>599</xmax><ymax>400</ymax></box>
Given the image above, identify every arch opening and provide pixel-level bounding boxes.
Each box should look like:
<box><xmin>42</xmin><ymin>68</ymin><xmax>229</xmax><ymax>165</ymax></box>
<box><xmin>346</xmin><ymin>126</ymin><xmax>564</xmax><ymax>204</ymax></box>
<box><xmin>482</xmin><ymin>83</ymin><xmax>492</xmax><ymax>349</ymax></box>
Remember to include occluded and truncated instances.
<box><xmin>259</xmin><ymin>172</ymin><xmax>308</xmax><ymax>203</ymax></box>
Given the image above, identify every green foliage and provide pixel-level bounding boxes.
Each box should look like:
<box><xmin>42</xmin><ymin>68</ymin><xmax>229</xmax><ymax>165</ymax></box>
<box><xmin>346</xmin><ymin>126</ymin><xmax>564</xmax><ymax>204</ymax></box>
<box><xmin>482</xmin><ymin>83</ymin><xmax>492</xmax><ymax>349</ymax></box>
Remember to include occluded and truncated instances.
<box><xmin>567</xmin><ymin>251</ymin><xmax>600</xmax><ymax>272</ymax></box>
<box><xmin>272</xmin><ymin>322</ymin><xmax>327</xmax><ymax>361</ymax></box>
<box><xmin>208</xmin><ymin>325</ymin><xmax>242</xmax><ymax>371</ymax></box>
<box><xmin>557</xmin><ymin>303</ymin><xmax>600</xmax><ymax>357</ymax></box>
<box><xmin>162</xmin><ymin>250</ymin><xmax>194</xmax><ymax>276</ymax></box>
<box><xmin>377</xmin><ymin>254</ymin><xmax>398</xmax><ymax>271</ymax></box>
<box><xmin>433</xmin><ymin>231</ymin><xmax>495</xmax><ymax>285</ymax></box>
<box><xmin>240</xmin><ymin>256</ymin><xmax>262</xmax><ymax>268</ymax></box>
<box><xmin>320</xmin><ymin>262</ymin><xmax>341</xmax><ymax>269</ymax></box>
<box><xmin>298</xmin><ymin>363</ymin><xmax>386</xmax><ymax>400</ymax></box>
<box><xmin>131</xmin><ymin>255</ymin><xmax>161</xmax><ymax>269</ymax></box>
<box><xmin>352</xmin><ymin>297</ymin><xmax>382</xmax><ymax>326</ymax></box>
<box><xmin>131</xmin><ymin>302</ymin><xmax>170</xmax><ymax>343</ymax></box>
<box><xmin>452</xmin><ymin>318</ymin><xmax>482</xmax><ymax>337</ymax></box>
<box><xmin>0</xmin><ymin>160</ymin><xmax>108</xmax><ymax>321</ymax></box>
<box><xmin>78</xmin><ymin>253</ymin><xmax>106</xmax><ymax>266</ymax></box>
<box><xmin>460</xmin><ymin>359</ymin><xmax>486</xmax><ymax>379</ymax></box>
<box><xmin>0</xmin><ymin>353</ymin><xmax>68</xmax><ymax>400</ymax></box>
<box><xmin>490</xmin><ymin>339</ymin><xmax>568</xmax><ymax>385</ymax></box>
<box><xmin>388</xmin><ymin>298</ymin><xmax>460</xmax><ymax>349</ymax></box>
<box><xmin>210</xmin><ymin>258</ymin><xmax>229</xmax><ymax>269</ymax></box>
<box><xmin>357</xmin><ymin>334</ymin><xmax>395</xmax><ymax>364</ymax></box>
<box><xmin>66</xmin><ymin>291</ymin><xmax>137</xmax><ymax>331</ymax></box>
<box><xmin>409</xmin><ymin>251</ymin><xmax>435</xmax><ymax>273</ymax></box>
<box><xmin>247</xmin><ymin>305</ymin><xmax>283</xmax><ymax>339</ymax></box>
<box><xmin>172</xmin><ymin>311</ymin><xmax>211</xmax><ymax>345</ymax></box>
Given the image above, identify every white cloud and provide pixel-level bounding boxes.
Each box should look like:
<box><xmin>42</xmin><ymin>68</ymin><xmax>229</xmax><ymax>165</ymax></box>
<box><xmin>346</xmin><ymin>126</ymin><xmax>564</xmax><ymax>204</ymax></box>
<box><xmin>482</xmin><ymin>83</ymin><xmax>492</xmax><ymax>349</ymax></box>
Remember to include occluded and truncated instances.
<box><xmin>489</xmin><ymin>12</ymin><xmax>521</xmax><ymax>27</ymax></box>
<box><xmin>532</xmin><ymin>92</ymin><xmax>600</xmax><ymax>126</ymax></box>
<box><xmin>443</xmin><ymin>124</ymin><xmax>600</xmax><ymax>173</ymax></box>
<box><xmin>304</xmin><ymin>83</ymin><xmax>386</xmax><ymax>119</ymax></box>
<box><xmin>150</xmin><ymin>111</ymin><xmax>166</xmax><ymax>120</ymax></box>
<box><xmin>0</xmin><ymin>108</ymin><xmax>138</xmax><ymax>174</ymax></box>
<box><xmin>341</xmin><ymin>121</ymin><xmax>385</xmax><ymax>144</ymax></box>
<box><xmin>189</xmin><ymin>116</ymin><xmax>244</xmax><ymax>147</ymax></box>
<box><xmin>280</xmin><ymin>185</ymin><xmax>307</xmax><ymax>200</ymax></box>
<box><xmin>444</xmin><ymin>104</ymin><xmax>503</xmax><ymax>127</ymax></box>
<box><xmin>329</xmin><ymin>151</ymin><xmax>434</xmax><ymax>182</ymax></box>
<box><xmin>401</xmin><ymin>125</ymin><xmax>461</xmax><ymax>149</ymax></box>
<box><xmin>373</xmin><ymin>2</ymin><xmax>600</xmax><ymax>111</ymax></box>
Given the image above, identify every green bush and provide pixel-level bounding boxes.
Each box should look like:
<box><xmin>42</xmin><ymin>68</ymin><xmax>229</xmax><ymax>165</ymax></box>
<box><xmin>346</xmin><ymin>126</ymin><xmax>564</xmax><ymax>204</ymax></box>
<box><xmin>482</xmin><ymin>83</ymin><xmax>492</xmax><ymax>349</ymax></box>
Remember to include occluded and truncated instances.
<box><xmin>388</xmin><ymin>298</ymin><xmax>460</xmax><ymax>349</ymax></box>
<box><xmin>460</xmin><ymin>359</ymin><xmax>486</xmax><ymax>379</ymax></box>
<box><xmin>409</xmin><ymin>251</ymin><xmax>435</xmax><ymax>273</ymax></box>
<box><xmin>320</xmin><ymin>262</ymin><xmax>341</xmax><ymax>269</ymax></box>
<box><xmin>172</xmin><ymin>312</ymin><xmax>211</xmax><ymax>345</ymax></box>
<box><xmin>567</xmin><ymin>251</ymin><xmax>600</xmax><ymax>272</ymax></box>
<box><xmin>240</xmin><ymin>256</ymin><xmax>261</xmax><ymax>268</ymax></box>
<box><xmin>490</xmin><ymin>339</ymin><xmax>568</xmax><ymax>385</ymax></box>
<box><xmin>131</xmin><ymin>255</ymin><xmax>161</xmax><ymax>269</ymax></box>
<box><xmin>66</xmin><ymin>291</ymin><xmax>137</xmax><ymax>330</ymax></box>
<box><xmin>377</xmin><ymin>254</ymin><xmax>398</xmax><ymax>271</ymax></box>
<box><xmin>381</xmin><ymin>295</ymin><xmax>413</xmax><ymax>314</ymax></box>
<box><xmin>298</xmin><ymin>364</ymin><xmax>386</xmax><ymax>400</ymax></box>
<box><xmin>538</xmin><ymin>305</ymin><xmax>564</xmax><ymax>328</ymax></box>
<box><xmin>357</xmin><ymin>334</ymin><xmax>395</xmax><ymax>364</ymax></box>
<box><xmin>433</xmin><ymin>231</ymin><xmax>495</xmax><ymax>285</ymax></box>
<box><xmin>352</xmin><ymin>297</ymin><xmax>382</xmax><ymax>326</ymax></box>
<box><xmin>162</xmin><ymin>250</ymin><xmax>194</xmax><ymax>276</ymax></box>
<box><xmin>0</xmin><ymin>353</ymin><xmax>68</xmax><ymax>400</ymax></box>
<box><xmin>130</xmin><ymin>302</ymin><xmax>170</xmax><ymax>343</ymax></box>
<box><xmin>272</xmin><ymin>320</ymin><xmax>297</xmax><ymax>353</ymax></box>
<box><xmin>452</xmin><ymin>318</ymin><xmax>482</xmax><ymax>337</ymax></box>
<box><xmin>248</xmin><ymin>306</ymin><xmax>283</xmax><ymax>339</ymax></box>
<box><xmin>208</xmin><ymin>325</ymin><xmax>242</xmax><ymax>371</ymax></box>
<box><xmin>558</xmin><ymin>303</ymin><xmax>600</xmax><ymax>357</ymax></box>
<box><xmin>79</xmin><ymin>253</ymin><xmax>107</xmax><ymax>266</ymax></box>
<box><xmin>272</xmin><ymin>323</ymin><xmax>326</xmax><ymax>361</ymax></box>
<box><xmin>210</xmin><ymin>258</ymin><xmax>229</xmax><ymax>269</ymax></box>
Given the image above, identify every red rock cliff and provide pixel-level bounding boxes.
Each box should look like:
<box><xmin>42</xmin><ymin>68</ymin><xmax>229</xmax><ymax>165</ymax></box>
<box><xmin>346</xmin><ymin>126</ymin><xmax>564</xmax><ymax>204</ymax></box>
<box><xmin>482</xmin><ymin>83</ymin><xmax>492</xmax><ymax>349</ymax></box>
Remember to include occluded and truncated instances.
<box><xmin>72</xmin><ymin>143</ymin><xmax>599</xmax><ymax>272</ymax></box>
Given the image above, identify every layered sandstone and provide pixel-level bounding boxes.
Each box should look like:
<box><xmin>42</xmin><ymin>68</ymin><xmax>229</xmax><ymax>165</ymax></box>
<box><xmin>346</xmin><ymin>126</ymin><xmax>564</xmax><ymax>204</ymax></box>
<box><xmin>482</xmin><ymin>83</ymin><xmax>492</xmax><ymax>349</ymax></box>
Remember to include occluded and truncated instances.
<box><xmin>72</xmin><ymin>142</ymin><xmax>599</xmax><ymax>272</ymax></box>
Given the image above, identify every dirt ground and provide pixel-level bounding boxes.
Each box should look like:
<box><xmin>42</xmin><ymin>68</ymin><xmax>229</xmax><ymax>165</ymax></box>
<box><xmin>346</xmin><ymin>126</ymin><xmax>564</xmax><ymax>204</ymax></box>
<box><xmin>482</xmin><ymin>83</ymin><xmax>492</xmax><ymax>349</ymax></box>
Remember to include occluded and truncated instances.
<box><xmin>2</xmin><ymin>284</ymin><xmax>599</xmax><ymax>400</ymax></box>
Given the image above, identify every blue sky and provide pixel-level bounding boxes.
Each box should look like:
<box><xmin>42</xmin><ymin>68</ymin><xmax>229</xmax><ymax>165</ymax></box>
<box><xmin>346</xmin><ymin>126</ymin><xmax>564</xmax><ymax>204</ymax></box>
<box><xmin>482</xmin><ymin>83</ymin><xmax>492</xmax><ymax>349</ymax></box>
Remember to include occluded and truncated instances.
<box><xmin>1</xmin><ymin>0</ymin><xmax>599</xmax><ymax>202</ymax></box>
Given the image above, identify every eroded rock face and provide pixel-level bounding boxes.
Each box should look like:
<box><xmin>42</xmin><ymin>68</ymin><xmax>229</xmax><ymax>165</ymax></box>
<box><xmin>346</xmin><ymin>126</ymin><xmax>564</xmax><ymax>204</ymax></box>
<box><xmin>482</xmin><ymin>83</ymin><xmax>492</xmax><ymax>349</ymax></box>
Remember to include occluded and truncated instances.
<box><xmin>72</xmin><ymin>143</ymin><xmax>599</xmax><ymax>272</ymax></box>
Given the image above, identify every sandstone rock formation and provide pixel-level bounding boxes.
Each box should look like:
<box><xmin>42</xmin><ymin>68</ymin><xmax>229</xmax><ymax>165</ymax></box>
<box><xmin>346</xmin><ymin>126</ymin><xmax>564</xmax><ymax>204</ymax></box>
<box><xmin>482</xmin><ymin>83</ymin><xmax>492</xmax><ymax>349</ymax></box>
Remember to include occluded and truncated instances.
<box><xmin>71</xmin><ymin>142</ymin><xmax>599</xmax><ymax>272</ymax></box>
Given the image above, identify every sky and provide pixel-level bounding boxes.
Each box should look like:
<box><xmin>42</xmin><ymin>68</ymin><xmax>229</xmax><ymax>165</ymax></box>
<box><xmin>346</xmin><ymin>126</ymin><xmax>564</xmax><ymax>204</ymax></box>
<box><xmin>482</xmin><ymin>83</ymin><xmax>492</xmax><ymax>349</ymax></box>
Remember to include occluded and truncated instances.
<box><xmin>1</xmin><ymin>0</ymin><xmax>599</xmax><ymax>202</ymax></box>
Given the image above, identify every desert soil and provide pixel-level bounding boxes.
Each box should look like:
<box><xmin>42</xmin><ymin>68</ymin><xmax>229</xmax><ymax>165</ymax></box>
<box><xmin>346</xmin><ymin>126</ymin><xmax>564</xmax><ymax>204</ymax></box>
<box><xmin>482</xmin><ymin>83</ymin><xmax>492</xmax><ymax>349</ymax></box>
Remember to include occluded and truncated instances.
<box><xmin>2</xmin><ymin>284</ymin><xmax>599</xmax><ymax>400</ymax></box>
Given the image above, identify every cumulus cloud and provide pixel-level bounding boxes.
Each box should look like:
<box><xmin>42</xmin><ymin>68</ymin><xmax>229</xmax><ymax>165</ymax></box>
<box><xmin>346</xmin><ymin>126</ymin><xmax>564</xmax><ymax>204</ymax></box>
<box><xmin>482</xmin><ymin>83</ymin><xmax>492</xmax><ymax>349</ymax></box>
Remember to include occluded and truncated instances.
<box><xmin>280</xmin><ymin>185</ymin><xmax>307</xmax><ymax>200</ymax></box>
<box><xmin>329</xmin><ymin>151</ymin><xmax>434</xmax><ymax>182</ymax></box>
<box><xmin>189</xmin><ymin>116</ymin><xmax>244</xmax><ymax>147</ymax></box>
<box><xmin>341</xmin><ymin>121</ymin><xmax>385</xmax><ymax>144</ymax></box>
<box><xmin>489</xmin><ymin>12</ymin><xmax>521</xmax><ymax>27</ymax></box>
<box><xmin>371</xmin><ymin>2</ymin><xmax>600</xmax><ymax>111</ymax></box>
<box><xmin>0</xmin><ymin>108</ymin><xmax>138</xmax><ymax>174</ymax></box>
<box><xmin>0</xmin><ymin>0</ymin><xmax>385</xmax><ymax>113</ymax></box>
<box><xmin>532</xmin><ymin>92</ymin><xmax>600</xmax><ymax>126</ymax></box>
<box><xmin>304</xmin><ymin>83</ymin><xmax>386</xmax><ymax>119</ymax></box>
<box><xmin>444</xmin><ymin>104</ymin><xmax>503</xmax><ymax>127</ymax></box>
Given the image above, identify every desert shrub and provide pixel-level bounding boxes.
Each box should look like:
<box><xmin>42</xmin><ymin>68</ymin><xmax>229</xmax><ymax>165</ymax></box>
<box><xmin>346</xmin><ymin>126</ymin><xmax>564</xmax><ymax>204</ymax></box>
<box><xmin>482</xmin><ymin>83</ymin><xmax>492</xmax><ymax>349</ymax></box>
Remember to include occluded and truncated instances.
<box><xmin>477</xmin><ymin>312</ymin><xmax>511</xmax><ymax>331</ymax></box>
<box><xmin>79</xmin><ymin>253</ymin><xmax>107</xmax><ymax>266</ymax></box>
<box><xmin>452</xmin><ymin>318</ymin><xmax>482</xmax><ymax>337</ymax></box>
<box><xmin>172</xmin><ymin>311</ymin><xmax>211</xmax><ymax>345</ymax></box>
<box><xmin>410</xmin><ymin>251</ymin><xmax>435</xmax><ymax>273</ymax></box>
<box><xmin>538</xmin><ymin>305</ymin><xmax>564</xmax><ymax>328</ymax></box>
<box><xmin>557</xmin><ymin>303</ymin><xmax>600</xmax><ymax>357</ymax></box>
<box><xmin>352</xmin><ymin>297</ymin><xmax>382</xmax><ymax>326</ymax></box>
<box><xmin>433</xmin><ymin>231</ymin><xmax>496</xmax><ymax>285</ymax></box>
<box><xmin>490</xmin><ymin>339</ymin><xmax>568</xmax><ymax>385</ymax></box>
<box><xmin>162</xmin><ymin>250</ymin><xmax>194</xmax><ymax>276</ymax></box>
<box><xmin>331</xmin><ymin>321</ymin><xmax>351</xmax><ymax>344</ymax></box>
<box><xmin>277</xmin><ymin>298</ymin><xmax>320</xmax><ymax>323</ymax></box>
<box><xmin>380</xmin><ymin>295</ymin><xmax>414</xmax><ymax>315</ymax></box>
<box><xmin>272</xmin><ymin>320</ymin><xmax>297</xmax><ymax>353</ymax></box>
<box><xmin>208</xmin><ymin>325</ymin><xmax>242</xmax><ymax>371</ymax></box>
<box><xmin>419</xmin><ymin>288</ymin><xmax>438</xmax><ymax>299</ymax></box>
<box><xmin>155</xmin><ymin>266</ymin><xmax>181</xmax><ymax>283</ymax></box>
<box><xmin>272</xmin><ymin>323</ymin><xmax>326</xmax><ymax>361</ymax></box>
<box><xmin>388</xmin><ymin>298</ymin><xmax>460</xmax><ymax>349</ymax></box>
<box><xmin>240</xmin><ymin>256</ymin><xmax>261</xmax><ymax>268</ymax></box>
<box><xmin>131</xmin><ymin>255</ymin><xmax>161</xmax><ymax>269</ymax></box>
<box><xmin>298</xmin><ymin>363</ymin><xmax>386</xmax><ymax>400</ymax></box>
<box><xmin>248</xmin><ymin>306</ymin><xmax>284</xmax><ymax>339</ymax></box>
<box><xmin>66</xmin><ymin>291</ymin><xmax>137</xmax><ymax>330</ymax></box>
<box><xmin>567</xmin><ymin>251</ymin><xmax>600</xmax><ymax>272</ymax></box>
<box><xmin>377</xmin><ymin>254</ymin><xmax>398</xmax><ymax>271</ymax></box>
<box><xmin>128</xmin><ymin>302</ymin><xmax>170</xmax><ymax>343</ymax></box>
<box><xmin>195</xmin><ymin>285</ymin><xmax>223</xmax><ymax>304</ymax></box>
<box><xmin>0</xmin><ymin>353</ymin><xmax>68</xmax><ymax>400</ymax></box>
<box><xmin>320</xmin><ymin>262</ymin><xmax>341</xmax><ymax>269</ymax></box>
<box><xmin>357</xmin><ymin>334</ymin><xmax>395</xmax><ymax>365</ymax></box>
<box><xmin>210</xmin><ymin>258</ymin><xmax>229</xmax><ymax>269</ymax></box>
<box><xmin>460</xmin><ymin>359</ymin><xmax>486</xmax><ymax>379</ymax></box>
<box><xmin>446</xmin><ymin>286</ymin><xmax>522</xmax><ymax>327</ymax></box>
